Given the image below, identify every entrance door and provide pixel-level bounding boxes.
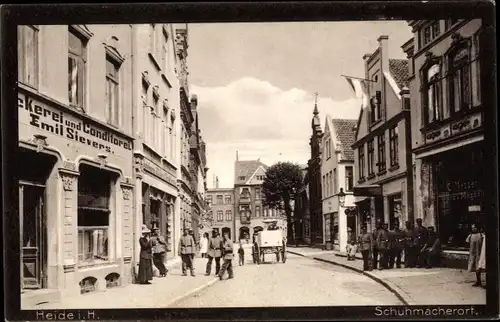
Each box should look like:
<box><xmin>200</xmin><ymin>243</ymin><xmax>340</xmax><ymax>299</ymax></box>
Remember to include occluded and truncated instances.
<box><xmin>19</xmin><ymin>182</ymin><xmax>47</xmax><ymax>290</ymax></box>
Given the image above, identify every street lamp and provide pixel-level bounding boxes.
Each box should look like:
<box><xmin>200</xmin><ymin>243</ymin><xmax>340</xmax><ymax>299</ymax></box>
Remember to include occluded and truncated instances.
<box><xmin>338</xmin><ymin>188</ymin><xmax>346</xmax><ymax>207</ymax></box>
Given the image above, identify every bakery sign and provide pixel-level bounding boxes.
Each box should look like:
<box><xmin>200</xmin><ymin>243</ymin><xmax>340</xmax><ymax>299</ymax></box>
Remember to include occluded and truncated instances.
<box><xmin>18</xmin><ymin>93</ymin><xmax>133</xmax><ymax>154</ymax></box>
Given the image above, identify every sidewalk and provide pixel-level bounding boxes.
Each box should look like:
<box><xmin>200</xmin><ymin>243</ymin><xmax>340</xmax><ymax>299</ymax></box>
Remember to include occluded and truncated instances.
<box><xmin>288</xmin><ymin>247</ymin><xmax>486</xmax><ymax>306</ymax></box>
<box><xmin>30</xmin><ymin>256</ymin><xmax>227</xmax><ymax>309</ymax></box>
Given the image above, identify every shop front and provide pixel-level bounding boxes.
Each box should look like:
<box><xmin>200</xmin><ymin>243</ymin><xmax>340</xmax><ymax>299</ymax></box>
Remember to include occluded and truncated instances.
<box><xmin>18</xmin><ymin>90</ymin><xmax>135</xmax><ymax>306</ymax></box>
<box><xmin>134</xmin><ymin>151</ymin><xmax>178</xmax><ymax>262</ymax></box>
<box><xmin>429</xmin><ymin>142</ymin><xmax>484</xmax><ymax>250</ymax></box>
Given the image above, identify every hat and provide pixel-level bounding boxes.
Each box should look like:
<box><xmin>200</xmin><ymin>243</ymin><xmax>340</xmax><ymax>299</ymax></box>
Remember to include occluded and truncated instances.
<box><xmin>141</xmin><ymin>225</ymin><xmax>151</xmax><ymax>234</ymax></box>
<box><xmin>416</xmin><ymin>218</ymin><xmax>423</xmax><ymax>222</ymax></box>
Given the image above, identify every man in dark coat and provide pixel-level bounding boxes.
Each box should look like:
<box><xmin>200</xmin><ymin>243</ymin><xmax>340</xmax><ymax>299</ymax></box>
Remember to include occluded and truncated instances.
<box><xmin>421</xmin><ymin>226</ymin><xmax>442</xmax><ymax>268</ymax></box>
<box><xmin>205</xmin><ymin>229</ymin><xmax>223</xmax><ymax>276</ymax></box>
<box><xmin>371</xmin><ymin>219</ymin><xmax>383</xmax><ymax>269</ymax></box>
<box><xmin>152</xmin><ymin>228</ymin><xmax>168</xmax><ymax>277</ymax></box>
<box><xmin>138</xmin><ymin>225</ymin><xmax>153</xmax><ymax>284</ymax></box>
<box><xmin>389</xmin><ymin>224</ymin><xmax>405</xmax><ymax>269</ymax></box>
<box><xmin>178</xmin><ymin>229</ymin><xmax>196</xmax><ymax>276</ymax></box>
<box><xmin>404</xmin><ymin>221</ymin><xmax>415</xmax><ymax>268</ymax></box>
<box><xmin>218</xmin><ymin>231</ymin><xmax>234</xmax><ymax>280</ymax></box>
<box><xmin>357</xmin><ymin>226</ymin><xmax>373</xmax><ymax>271</ymax></box>
<box><xmin>413</xmin><ymin>218</ymin><xmax>428</xmax><ymax>268</ymax></box>
<box><xmin>376</xmin><ymin>223</ymin><xmax>390</xmax><ymax>270</ymax></box>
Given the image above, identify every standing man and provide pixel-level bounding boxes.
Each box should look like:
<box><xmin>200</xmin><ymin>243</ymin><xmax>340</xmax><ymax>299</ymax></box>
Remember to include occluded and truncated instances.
<box><xmin>413</xmin><ymin>218</ymin><xmax>428</xmax><ymax>268</ymax></box>
<box><xmin>371</xmin><ymin>219</ymin><xmax>383</xmax><ymax>269</ymax></box>
<box><xmin>151</xmin><ymin>228</ymin><xmax>168</xmax><ymax>277</ymax></box>
<box><xmin>376</xmin><ymin>223</ymin><xmax>390</xmax><ymax>270</ymax></box>
<box><xmin>219</xmin><ymin>231</ymin><xmax>234</xmax><ymax>280</ymax></box>
<box><xmin>358</xmin><ymin>226</ymin><xmax>373</xmax><ymax>271</ymax></box>
<box><xmin>178</xmin><ymin>229</ymin><xmax>196</xmax><ymax>277</ymax></box>
<box><xmin>421</xmin><ymin>226</ymin><xmax>442</xmax><ymax>268</ymax></box>
<box><xmin>404</xmin><ymin>221</ymin><xmax>415</xmax><ymax>268</ymax></box>
<box><xmin>205</xmin><ymin>229</ymin><xmax>222</xmax><ymax>276</ymax></box>
<box><xmin>389</xmin><ymin>224</ymin><xmax>405</xmax><ymax>269</ymax></box>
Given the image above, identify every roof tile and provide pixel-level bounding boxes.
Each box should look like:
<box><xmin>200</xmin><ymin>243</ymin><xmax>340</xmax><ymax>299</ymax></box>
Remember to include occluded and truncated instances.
<box><xmin>389</xmin><ymin>59</ymin><xmax>409</xmax><ymax>90</ymax></box>
<box><xmin>331</xmin><ymin>118</ymin><xmax>358</xmax><ymax>162</ymax></box>
<box><xmin>234</xmin><ymin>160</ymin><xmax>269</xmax><ymax>185</ymax></box>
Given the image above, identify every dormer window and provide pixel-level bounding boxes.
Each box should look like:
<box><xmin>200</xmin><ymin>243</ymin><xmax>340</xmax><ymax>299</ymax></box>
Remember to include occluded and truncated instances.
<box><xmin>238</xmin><ymin>176</ymin><xmax>246</xmax><ymax>181</ymax></box>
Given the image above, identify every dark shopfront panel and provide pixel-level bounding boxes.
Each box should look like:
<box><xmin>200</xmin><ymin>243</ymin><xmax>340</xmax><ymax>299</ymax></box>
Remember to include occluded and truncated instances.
<box><xmin>434</xmin><ymin>142</ymin><xmax>484</xmax><ymax>250</ymax></box>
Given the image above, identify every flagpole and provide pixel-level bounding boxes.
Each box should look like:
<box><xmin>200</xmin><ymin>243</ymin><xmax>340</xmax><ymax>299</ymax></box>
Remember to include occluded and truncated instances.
<box><xmin>341</xmin><ymin>74</ymin><xmax>377</xmax><ymax>83</ymax></box>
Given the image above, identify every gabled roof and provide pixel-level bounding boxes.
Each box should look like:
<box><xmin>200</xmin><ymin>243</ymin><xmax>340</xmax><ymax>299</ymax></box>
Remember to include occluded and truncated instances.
<box><xmin>234</xmin><ymin>160</ymin><xmax>269</xmax><ymax>186</ymax></box>
<box><xmin>389</xmin><ymin>59</ymin><xmax>409</xmax><ymax>90</ymax></box>
<box><xmin>331</xmin><ymin>118</ymin><xmax>358</xmax><ymax>162</ymax></box>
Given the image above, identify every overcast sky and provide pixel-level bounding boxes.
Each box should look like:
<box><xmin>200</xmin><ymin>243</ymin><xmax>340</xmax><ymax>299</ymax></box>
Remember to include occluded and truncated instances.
<box><xmin>187</xmin><ymin>21</ymin><xmax>412</xmax><ymax>188</ymax></box>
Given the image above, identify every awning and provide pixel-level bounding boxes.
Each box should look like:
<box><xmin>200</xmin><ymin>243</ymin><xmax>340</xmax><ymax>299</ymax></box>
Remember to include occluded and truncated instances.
<box><xmin>353</xmin><ymin>184</ymin><xmax>382</xmax><ymax>197</ymax></box>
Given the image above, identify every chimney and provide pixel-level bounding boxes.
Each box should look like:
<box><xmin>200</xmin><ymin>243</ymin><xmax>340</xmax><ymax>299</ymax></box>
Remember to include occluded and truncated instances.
<box><xmin>216</xmin><ymin>176</ymin><xmax>219</xmax><ymax>189</ymax></box>
<box><xmin>378</xmin><ymin>35</ymin><xmax>389</xmax><ymax>73</ymax></box>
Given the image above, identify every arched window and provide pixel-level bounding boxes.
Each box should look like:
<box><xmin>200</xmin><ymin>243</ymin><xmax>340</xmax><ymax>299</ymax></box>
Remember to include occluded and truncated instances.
<box><xmin>423</xmin><ymin>63</ymin><xmax>442</xmax><ymax>124</ymax></box>
<box><xmin>448</xmin><ymin>46</ymin><xmax>471</xmax><ymax>114</ymax></box>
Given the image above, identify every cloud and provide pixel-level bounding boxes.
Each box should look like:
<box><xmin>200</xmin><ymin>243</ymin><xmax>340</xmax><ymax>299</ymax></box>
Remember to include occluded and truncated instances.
<box><xmin>191</xmin><ymin>77</ymin><xmax>360</xmax><ymax>188</ymax></box>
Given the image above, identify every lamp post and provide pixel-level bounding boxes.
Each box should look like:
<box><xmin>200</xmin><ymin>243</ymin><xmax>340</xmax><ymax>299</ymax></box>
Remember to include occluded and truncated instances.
<box><xmin>338</xmin><ymin>188</ymin><xmax>346</xmax><ymax>208</ymax></box>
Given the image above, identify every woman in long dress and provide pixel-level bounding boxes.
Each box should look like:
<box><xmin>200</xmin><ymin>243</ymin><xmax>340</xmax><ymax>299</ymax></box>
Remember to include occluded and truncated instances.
<box><xmin>476</xmin><ymin>230</ymin><xmax>486</xmax><ymax>288</ymax></box>
<box><xmin>465</xmin><ymin>224</ymin><xmax>483</xmax><ymax>287</ymax></box>
<box><xmin>200</xmin><ymin>233</ymin><xmax>209</xmax><ymax>258</ymax></box>
<box><xmin>138</xmin><ymin>225</ymin><xmax>154</xmax><ymax>284</ymax></box>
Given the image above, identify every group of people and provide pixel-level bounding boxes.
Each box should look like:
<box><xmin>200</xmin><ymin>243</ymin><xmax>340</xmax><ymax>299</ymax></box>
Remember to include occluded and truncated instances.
<box><xmin>137</xmin><ymin>226</ymin><xmax>238</xmax><ymax>284</ymax></box>
<box><xmin>347</xmin><ymin>218</ymin><xmax>486</xmax><ymax>288</ymax></box>
<box><xmin>353</xmin><ymin>218</ymin><xmax>442</xmax><ymax>271</ymax></box>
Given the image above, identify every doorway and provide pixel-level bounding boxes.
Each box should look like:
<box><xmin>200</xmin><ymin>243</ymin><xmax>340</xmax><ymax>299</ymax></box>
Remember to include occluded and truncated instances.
<box><xmin>19</xmin><ymin>182</ymin><xmax>47</xmax><ymax>290</ymax></box>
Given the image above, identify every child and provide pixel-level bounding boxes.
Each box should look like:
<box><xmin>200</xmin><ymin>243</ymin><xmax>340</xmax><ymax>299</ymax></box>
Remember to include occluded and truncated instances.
<box><xmin>346</xmin><ymin>238</ymin><xmax>358</xmax><ymax>261</ymax></box>
<box><xmin>238</xmin><ymin>243</ymin><xmax>245</xmax><ymax>266</ymax></box>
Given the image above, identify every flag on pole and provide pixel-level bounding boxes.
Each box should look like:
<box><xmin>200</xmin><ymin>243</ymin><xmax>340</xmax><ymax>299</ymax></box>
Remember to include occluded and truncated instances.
<box><xmin>343</xmin><ymin>76</ymin><xmax>369</xmax><ymax>109</ymax></box>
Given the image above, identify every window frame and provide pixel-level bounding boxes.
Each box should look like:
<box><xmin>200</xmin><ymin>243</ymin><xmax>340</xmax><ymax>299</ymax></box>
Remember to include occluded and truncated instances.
<box><xmin>216</xmin><ymin>195</ymin><xmax>223</xmax><ymax>205</ymax></box>
<box><xmin>105</xmin><ymin>56</ymin><xmax>121</xmax><ymax>127</ymax></box>
<box><xmin>377</xmin><ymin>133</ymin><xmax>386</xmax><ymax>172</ymax></box>
<box><xmin>447</xmin><ymin>41</ymin><xmax>472</xmax><ymax>115</ymax></box>
<box><xmin>225</xmin><ymin>210</ymin><xmax>232</xmax><ymax>221</ymax></box>
<box><xmin>358</xmin><ymin>145</ymin><xmax>365</xmax><ymax>179</ymax></box>
<box><xmin>217</xmin><ymin>210</ymin><xmax>223</xmax><ymax>222</ymax></box>
<box><xmin>18</xmin><ymin>25</ymin><xmax>39</xmax><ymax>89</ymax></box>
<box><xmin>389</xmin><ymin>125</ymin><xmax>399</xmax><ymax>167</ymax></box>
<box><xmin>367</xmin><ymin>139</ymin><xmax>375</xmax><ymax>175</ymax></box>
<box><xmin>68</xmin><ymin>27</ymin><xmax>88</xmax><ymax>110</ymax></box>
<box><xmin>345</xmin><ymin>166</ymin><xmax>354</xmax><ymax>192</ymax></box>
<box><xmin>421</xmin><ymin>60</ymin><xmax>444</xmax><ymax>126</ymax></box>
<box><xmin>224</xmin><ymin>195</ymin><xmax>231</xmax><ymax>205</ymax></box>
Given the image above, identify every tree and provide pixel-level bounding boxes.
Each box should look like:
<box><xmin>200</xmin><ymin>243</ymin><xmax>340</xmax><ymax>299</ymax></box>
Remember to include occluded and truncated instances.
<box><xmin>261</xmin><ymin>162</ymin><xmax>304</xmax><ymax>243</ymax></box>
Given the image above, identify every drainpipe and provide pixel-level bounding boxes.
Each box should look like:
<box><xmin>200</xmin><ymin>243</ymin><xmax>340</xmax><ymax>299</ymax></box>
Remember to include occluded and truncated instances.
<box><xmin>130</xmin><ymin>24</ymin><xmax>139</xmax><ymax>281</ymax></box>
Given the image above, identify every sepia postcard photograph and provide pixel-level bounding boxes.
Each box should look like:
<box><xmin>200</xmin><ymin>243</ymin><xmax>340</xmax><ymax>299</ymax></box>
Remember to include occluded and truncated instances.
<box><xmin>1</xmin><ymin>2</ymin><xmax>498</xmax><ymax>321</ymax></box>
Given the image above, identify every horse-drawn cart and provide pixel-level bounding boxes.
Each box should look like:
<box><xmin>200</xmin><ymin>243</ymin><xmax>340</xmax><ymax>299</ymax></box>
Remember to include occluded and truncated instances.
<box><xmin>252</xmin><ymin>220</ymin><xmax>286</xmax><ymax>264</ymax></box>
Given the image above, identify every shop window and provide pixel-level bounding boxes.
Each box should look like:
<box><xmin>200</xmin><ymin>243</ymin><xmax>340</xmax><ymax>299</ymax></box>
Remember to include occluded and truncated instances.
<box><xmin>448</xmin><ymin>45</ymin><xmax>472</xmax><ymax>114</ymax></box>
<box><xmin>79</xmin><ymin>276</ymin><xmax>97</xmax><ymax>294</ymax></box>
<box><xmin>377</xmin><ymin>134</ymin><xmax>386</xmax><ymax>172</ymax></box>
<box><xmin>77</xmin><ymin>165</ymin><xmax>113</xmax><ymax>265</ymax></box>
<box><xmin>68</xmin><ymin>27</ymin><xmax>87</xmax><ymax>110</ymax></box>
<box><xmin>105</xmin><ymin>273</ymin><xmax>121</xmax><ymax>288</ymax></box>
<box><xmin>367</xmin><ymin>140</ymin><xmax>375</xmax><ymax>175</ymax></box>
<box><xmin>18</xmin><ymin>25</ymin><xmax>39</xmax><ymax>88</ymax></box>
<box><xmin>435</xmin><ymin>145</ymin><xmax>483</xmax><ymax>249</ymax></box>
<box><xmin>388</xmin><ymin>194</ymin><xmax>402</xmax><ymax>229</ymax></box>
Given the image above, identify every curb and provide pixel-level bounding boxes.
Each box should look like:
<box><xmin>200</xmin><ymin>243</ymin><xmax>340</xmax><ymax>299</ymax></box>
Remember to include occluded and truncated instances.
<box><xmin>165</xmin><ymin>277</ymin><xmax>219</xmax><ymax>307</ymax></box>
<box><xmin>288</xmin><ymin>250</ymin><xmax>415</xmax><ymax>305</ymax></box>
